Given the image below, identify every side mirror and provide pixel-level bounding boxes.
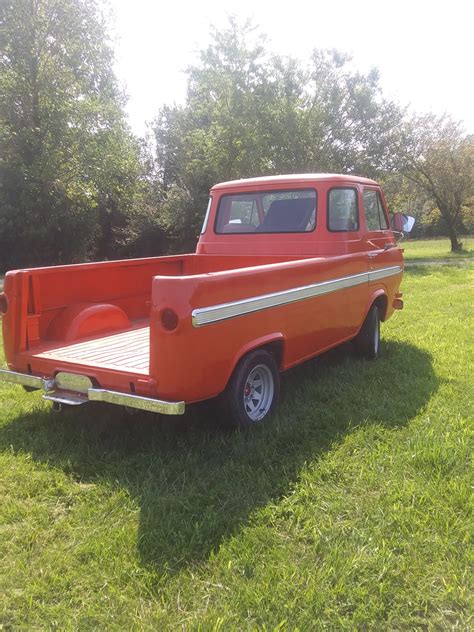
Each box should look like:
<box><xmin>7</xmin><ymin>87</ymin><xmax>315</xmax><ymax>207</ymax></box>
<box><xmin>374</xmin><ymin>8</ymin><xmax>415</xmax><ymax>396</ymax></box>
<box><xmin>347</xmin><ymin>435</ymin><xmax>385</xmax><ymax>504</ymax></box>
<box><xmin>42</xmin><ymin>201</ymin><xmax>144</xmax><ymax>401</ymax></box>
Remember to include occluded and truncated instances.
<box><xmin>391</xmin><ymin>213</ymin><xmax>415</xmax><ymax>236</ymax></box>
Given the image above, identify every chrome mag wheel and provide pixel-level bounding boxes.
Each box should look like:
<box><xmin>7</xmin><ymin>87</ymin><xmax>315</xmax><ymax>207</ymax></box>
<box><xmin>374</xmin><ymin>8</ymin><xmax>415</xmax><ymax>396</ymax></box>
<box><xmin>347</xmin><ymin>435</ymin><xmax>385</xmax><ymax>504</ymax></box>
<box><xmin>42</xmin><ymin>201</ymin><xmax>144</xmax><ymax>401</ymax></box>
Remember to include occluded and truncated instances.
<box><xmin>243</xmin><ymin>363</ymin><xmax>275</xmax><ymax>422</ymax></box>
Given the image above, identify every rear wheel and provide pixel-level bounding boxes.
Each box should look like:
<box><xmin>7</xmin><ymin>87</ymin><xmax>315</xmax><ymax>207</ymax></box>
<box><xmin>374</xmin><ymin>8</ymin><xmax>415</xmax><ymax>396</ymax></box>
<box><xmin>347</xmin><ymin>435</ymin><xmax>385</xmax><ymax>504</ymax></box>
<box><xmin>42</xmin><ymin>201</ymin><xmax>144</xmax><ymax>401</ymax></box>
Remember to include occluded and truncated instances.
<box><xmin>355</xmin><ymin>304</ymin><xmax>381</xmax><ymax>360</ymax></box>
<box><xmin>221</xmin><ymin>349</ymin><xmax>280</xmax><ymax>429</ymax></box>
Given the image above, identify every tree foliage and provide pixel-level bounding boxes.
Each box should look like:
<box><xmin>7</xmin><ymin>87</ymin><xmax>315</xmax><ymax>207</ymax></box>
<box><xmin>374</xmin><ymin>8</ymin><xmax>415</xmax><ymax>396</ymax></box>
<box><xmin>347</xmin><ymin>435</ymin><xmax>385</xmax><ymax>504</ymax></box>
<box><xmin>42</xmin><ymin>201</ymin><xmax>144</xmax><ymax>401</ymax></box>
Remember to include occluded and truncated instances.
<box><xmin>1</xmin><ymin>10</ymin><xmax>472</xmax><ymax>266</ymax></box>
<box><xmin>0</xmin><ymin>0</ymin><xmax>144</xmax><ymax>269</ymax></box>
<box><xmin>398</xmin><ymin>114</ymin><xmax>474</xmax><ymax>250</ymax></box>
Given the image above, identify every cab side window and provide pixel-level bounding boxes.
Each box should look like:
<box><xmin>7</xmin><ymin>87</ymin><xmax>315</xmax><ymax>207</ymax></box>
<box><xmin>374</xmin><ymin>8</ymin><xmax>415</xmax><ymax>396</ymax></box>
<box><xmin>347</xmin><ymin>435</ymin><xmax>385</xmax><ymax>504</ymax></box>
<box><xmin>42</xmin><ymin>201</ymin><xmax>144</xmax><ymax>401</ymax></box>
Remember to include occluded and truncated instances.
<box><xmin>327</xmin><ymin>188</ymin><xmax>359</xmax><ymax>232</ymax></box>
<box><xmin>363</xmin><ymin>189</ymin><xmax>388</xmax><ymax>230</ymax></box>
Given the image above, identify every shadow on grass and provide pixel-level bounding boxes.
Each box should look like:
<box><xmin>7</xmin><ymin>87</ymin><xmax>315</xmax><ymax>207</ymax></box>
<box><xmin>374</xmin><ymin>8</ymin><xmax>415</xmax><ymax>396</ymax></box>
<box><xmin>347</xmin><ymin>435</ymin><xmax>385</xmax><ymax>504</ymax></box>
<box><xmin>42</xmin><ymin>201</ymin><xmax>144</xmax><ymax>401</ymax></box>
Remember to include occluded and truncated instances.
<box><xmin>0</xmin><ymin>340</ymin><xmax>438</xmax><ymax>574</ymax></box>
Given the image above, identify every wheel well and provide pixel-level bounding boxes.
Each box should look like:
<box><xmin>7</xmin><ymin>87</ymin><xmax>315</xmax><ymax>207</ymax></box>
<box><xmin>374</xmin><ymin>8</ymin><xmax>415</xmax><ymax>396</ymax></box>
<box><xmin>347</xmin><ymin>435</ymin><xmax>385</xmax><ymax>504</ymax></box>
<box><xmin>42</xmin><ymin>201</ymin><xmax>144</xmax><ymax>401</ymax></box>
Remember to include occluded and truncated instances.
<box><xmin>373</xmin><ymin>294</ymin><xmax>388</xmax><ymax>321</ymax></box>
<box><xmin>261</xmin><ymin>340</ymin><xmax>284</xmax><ymax>369</ymax></box>
<box><xmin>223</xmin><ymin>339</ymin><xmax>284</xmax><ymax>395</ymax></box>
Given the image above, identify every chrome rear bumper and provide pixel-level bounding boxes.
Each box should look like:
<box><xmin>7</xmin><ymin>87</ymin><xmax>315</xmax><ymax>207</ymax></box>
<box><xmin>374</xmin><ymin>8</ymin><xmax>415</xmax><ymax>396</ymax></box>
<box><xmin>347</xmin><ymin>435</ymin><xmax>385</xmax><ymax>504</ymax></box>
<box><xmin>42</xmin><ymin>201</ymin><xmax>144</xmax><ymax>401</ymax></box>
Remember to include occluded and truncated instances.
<box><xmin>0</xmin><ymin>369</ymin><xmax>185</xmax><ymax>415</ymax></box>
<box><xmin>0</xmin><ymin>369</ymin><xmax>49</xmax><ymax>390</ymax></box>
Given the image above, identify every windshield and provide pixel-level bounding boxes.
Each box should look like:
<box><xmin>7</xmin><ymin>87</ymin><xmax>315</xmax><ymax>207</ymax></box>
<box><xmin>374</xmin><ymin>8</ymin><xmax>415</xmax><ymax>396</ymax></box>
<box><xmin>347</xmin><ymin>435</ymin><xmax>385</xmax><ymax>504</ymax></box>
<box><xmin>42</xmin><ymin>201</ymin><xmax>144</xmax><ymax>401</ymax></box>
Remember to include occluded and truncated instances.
<box><xmin>200</xmin><ymin>197</ymin><xmax>212</xmax><ymax>234</ymax></box>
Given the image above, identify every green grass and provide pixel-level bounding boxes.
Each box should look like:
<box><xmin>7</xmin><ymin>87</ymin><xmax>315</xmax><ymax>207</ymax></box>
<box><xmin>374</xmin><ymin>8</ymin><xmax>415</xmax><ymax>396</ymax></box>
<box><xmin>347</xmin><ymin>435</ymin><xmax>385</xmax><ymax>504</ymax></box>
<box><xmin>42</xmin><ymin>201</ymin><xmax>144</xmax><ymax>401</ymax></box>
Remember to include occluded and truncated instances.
<box><xmin>1</xmin><ymin>265</ymin><xmax>473</xmax><ymax>629</ymax></box>
<box><xmin>403</xmin><ymin>236</ymin><xmax>473</xmax><ymax>261</ymax></box>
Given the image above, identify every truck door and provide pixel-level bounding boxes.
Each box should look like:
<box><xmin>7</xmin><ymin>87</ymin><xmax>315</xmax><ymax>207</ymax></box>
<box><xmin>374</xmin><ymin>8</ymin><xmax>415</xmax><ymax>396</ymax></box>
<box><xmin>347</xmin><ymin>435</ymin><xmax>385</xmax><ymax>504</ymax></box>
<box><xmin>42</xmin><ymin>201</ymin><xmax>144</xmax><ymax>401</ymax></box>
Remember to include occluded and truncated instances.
<box><xmin>362</xmin><ymin>187</ymin><xmax>403</xmax><ymax>286</ymax></box>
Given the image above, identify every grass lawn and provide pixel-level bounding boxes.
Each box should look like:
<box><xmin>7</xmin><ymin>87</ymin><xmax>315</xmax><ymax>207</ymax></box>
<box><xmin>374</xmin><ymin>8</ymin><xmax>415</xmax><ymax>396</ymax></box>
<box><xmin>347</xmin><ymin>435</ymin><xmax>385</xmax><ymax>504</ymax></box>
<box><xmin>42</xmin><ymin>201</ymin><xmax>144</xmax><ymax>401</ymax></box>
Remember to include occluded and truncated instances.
<box><xmin>0</xmin><ymin>265</ymin><xmax>472</xmax><ymax>629</ymax></box>
<box><xmin>403</xmin><ymin>236</ymin><xmax>473</xmax><ymax>261</ymax></box>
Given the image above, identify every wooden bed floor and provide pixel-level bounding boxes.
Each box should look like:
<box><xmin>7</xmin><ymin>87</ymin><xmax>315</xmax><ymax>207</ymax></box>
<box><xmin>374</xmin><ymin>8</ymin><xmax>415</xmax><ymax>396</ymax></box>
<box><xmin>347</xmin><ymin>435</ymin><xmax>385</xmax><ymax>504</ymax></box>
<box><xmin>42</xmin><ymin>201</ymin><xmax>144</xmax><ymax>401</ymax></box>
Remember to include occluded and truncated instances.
<box><xmin>34</xmin><ymin>326</ymin><xmax>150</xmax><ymax>375</ymax></box>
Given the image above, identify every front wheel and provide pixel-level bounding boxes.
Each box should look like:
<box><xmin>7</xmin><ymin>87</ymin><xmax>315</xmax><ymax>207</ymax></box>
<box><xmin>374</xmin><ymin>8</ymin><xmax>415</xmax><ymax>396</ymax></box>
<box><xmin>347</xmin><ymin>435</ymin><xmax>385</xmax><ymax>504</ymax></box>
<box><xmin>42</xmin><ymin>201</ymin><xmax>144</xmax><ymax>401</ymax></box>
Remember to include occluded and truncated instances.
<box><xmin>354</xmin><ymin>304</ymin><xmax>381</xmax><ymax>360</ymax></box>
<box><xmin>221</xmin><ymin>349</ymin><xmax>280</xmax><ymax>429</ymax></box>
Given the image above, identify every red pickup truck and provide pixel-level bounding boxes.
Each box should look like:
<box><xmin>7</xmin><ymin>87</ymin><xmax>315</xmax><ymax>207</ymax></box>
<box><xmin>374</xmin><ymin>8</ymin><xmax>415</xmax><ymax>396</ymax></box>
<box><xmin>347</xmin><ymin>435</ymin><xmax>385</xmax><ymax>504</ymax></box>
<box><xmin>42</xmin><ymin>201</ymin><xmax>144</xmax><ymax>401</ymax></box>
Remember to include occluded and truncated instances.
<box><xmin>0</xmin><ymin>174</ymin><xmax>414</xmax><ymax>428</ymax></box>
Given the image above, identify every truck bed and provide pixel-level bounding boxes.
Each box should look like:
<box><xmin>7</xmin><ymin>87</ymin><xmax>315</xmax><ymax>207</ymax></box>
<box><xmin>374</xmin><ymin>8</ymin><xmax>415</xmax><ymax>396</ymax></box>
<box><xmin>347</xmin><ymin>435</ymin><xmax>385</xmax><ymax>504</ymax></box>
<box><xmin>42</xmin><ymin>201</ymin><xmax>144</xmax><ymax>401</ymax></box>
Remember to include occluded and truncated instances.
<box><xmin>32</xmin><ymin>322</ymin><xmax>150</xmax><ymax>376</ymax></box>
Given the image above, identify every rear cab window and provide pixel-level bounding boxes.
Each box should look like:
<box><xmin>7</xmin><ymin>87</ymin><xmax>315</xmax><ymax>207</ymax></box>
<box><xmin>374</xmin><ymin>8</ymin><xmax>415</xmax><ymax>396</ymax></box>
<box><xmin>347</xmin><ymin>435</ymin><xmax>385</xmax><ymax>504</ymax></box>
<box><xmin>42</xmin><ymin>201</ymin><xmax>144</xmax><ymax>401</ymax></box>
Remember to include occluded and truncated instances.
<box><xmin>215</xmin><ymin>189</ymin><xmax>317</xmax><ymax>234</ymax></box>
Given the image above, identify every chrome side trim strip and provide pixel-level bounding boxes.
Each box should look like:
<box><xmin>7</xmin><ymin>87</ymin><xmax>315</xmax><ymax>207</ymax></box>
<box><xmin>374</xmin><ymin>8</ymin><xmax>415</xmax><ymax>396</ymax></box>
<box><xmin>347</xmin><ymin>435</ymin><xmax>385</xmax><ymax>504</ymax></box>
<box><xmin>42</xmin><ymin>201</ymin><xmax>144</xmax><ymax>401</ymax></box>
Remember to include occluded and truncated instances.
<box><xmin>87</xmin><ymin>389</ymin><xmax>185</xmax><ymax>415</ymax></box>
<box><xmin>368</xmin><ymin>265</ymin><xmax>402</xmax><ymax>282</ymax></box>
<box><xmin>192</xmin><ymin>265</ymin><xmax>403</xmax><ymax>327</ymax></box>
<box><xmin>192</xmin><ymin>271</ymin><xmax>368</xmax><ymax>327</ymax></box>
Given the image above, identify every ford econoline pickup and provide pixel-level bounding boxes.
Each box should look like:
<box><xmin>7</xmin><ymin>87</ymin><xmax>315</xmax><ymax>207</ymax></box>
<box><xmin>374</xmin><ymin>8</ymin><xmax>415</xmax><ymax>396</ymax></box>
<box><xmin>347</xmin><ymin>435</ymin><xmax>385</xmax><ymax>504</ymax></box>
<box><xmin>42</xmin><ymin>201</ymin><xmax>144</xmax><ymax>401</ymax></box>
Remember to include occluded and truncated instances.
<box><xmin>0</xmin><ymin>174</ymin><xmax>414</xmax><ymax>428</ymax></box>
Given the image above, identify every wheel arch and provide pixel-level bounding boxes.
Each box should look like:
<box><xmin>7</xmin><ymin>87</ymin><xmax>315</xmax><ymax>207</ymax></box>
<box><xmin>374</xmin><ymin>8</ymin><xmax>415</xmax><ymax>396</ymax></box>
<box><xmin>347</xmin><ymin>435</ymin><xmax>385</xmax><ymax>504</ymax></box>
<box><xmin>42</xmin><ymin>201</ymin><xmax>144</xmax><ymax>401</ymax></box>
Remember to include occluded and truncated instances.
<box><xmin>365</xmin><ymin>288</ymin><xmax>389</xmax><ymax>323</ymax></box>
<box><xmin>225</xmin><ymin>333</ymin><xmax>285</xmax><ymax>391</ymax></box>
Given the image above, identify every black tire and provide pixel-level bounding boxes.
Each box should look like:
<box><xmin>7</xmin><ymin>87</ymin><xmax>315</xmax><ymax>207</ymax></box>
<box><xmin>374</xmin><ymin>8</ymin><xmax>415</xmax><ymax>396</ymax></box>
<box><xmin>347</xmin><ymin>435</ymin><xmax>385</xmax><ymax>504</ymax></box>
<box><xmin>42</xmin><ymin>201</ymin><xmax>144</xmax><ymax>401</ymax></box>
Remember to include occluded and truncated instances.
<box><xmin>354</xmin><ymin>304</ymin><xmax>381</xmax><ymax>360</ymax></box>
<box><xmin>221</xmin><ymin>349</ymin><xmax>280</xmax><ymax>429</ymax></box>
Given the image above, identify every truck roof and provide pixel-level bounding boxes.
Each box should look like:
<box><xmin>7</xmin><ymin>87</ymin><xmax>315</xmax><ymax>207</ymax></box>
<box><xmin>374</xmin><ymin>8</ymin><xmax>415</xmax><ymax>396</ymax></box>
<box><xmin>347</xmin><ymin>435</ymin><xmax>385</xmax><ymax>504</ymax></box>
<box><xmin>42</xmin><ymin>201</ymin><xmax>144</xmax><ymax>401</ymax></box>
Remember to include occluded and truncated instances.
<box><xmin>211</xmin><ymin>173</ymin><xmax>378</xmax><ymax>191</ymax></box>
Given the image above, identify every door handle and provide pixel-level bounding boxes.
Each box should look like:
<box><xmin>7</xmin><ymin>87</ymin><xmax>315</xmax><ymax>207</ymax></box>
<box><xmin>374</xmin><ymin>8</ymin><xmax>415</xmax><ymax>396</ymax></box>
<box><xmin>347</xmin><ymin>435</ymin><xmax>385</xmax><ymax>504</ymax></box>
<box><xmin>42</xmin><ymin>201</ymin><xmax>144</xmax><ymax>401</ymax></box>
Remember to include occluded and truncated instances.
<box><xmin>368</xmin><ymin>252</ymin><xmax>379</xmax><ymax>258</ymax></box>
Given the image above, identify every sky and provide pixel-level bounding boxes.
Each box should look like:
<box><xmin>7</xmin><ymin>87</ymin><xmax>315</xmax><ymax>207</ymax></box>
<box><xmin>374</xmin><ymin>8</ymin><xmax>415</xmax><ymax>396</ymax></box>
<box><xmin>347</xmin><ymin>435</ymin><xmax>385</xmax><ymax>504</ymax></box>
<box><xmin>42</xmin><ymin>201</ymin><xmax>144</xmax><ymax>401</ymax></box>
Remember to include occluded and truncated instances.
<box><xmin>110</xmin><ymin>0</ymin><xmax>474</xmax><ymax>137</ymax></box>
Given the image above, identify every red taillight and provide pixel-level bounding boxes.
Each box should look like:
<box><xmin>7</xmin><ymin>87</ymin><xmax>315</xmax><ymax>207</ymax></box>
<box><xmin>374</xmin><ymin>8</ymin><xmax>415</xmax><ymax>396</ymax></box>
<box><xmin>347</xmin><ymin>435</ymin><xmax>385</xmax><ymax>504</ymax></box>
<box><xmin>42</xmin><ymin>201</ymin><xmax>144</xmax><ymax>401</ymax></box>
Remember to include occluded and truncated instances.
<box><xmin>0</xmin><ymin>293</ymin><xmax>7</xmax><ymax>315</ymax></box>
<box><xmin>161</xmin><ymin>308</ymin><xmax>179</xmax><ymax>331</ymax></box>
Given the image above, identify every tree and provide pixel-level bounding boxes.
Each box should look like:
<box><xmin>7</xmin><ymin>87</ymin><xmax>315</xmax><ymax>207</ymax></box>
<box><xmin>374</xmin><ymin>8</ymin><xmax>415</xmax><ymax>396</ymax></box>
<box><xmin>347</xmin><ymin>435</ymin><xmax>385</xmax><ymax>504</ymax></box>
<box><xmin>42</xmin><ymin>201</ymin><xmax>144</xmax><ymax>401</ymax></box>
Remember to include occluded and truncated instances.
<box><xmin>302</xmin><ymin>50</ymin><xmax>404</xmax><ymax>176</ymax></box>
<box><xmin>399</xmin><ymin>114</ymin><xmax>474</xmax><ymax>251</ymax></box>
<box><xmin>148</xmin><ymin>18</ymin><xmax>404</xmax><ymax>253</ymax></box>
<box><xmin>0</xmin><ymin>0</ymin><xmax>144</xmax><ymax>269</ymax></box>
